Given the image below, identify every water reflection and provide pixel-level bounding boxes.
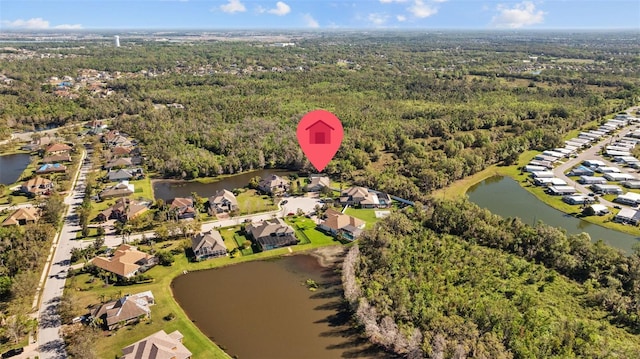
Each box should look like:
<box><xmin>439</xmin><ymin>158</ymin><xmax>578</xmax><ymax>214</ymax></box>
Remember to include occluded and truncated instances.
<box><xmin>0</xmin><ymin>153</ymin><xmax>31</xmax><ymax>185</ymax></box>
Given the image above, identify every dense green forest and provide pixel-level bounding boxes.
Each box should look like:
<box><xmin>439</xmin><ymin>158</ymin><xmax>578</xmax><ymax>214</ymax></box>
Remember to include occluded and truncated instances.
<box><xmin>1</xmin><ymin>32</ymin><xmax>639</xmax><ymax>200</ymax></box>
<box><xmin>345</xmin><ymin>202</ymin><xmax>640</xmax><ymax>358</ymax></box>
<box><xmin>0</xmin><ymin>196</ymin><xmax>64</xmax><ymax>347</ymax></box>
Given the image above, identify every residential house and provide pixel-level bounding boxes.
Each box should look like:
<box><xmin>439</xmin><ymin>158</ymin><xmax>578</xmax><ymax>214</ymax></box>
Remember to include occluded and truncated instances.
<box><xmin>340</xmin><ymin>186</ymin><xmax>391</xmax><ymax>208</ymax></box>
<box><xmin>102</xmin><ymin>130</ymin><xmax>120</xmax><ymax>143</ymax></box>
<box><xmin>590</xmin><ymin>204</ymin><xmax>610</xmax><ymax>216</ymax></box>
<box><xmin>604</xmin><ymin>173</ymin><xmax>636</xmax><ymax>182</ymax></box>
<box><xmin>2</xmin><ymin>207</ymin><xmax>39</xmax><ymax>226</ymax></box>
<box><xmin>191</xmin><ymin>230</ymin><xmax>227</xmax><ymax>260</ymax></box>
<box><xmin>562</xmin><ymin>195</ymin><xmax>594</xmax><ymax>205</ymax></box>
<box><xmin>169</xmin><ymin>197</ymin><xmax>197</xmax><ymax>220</ymax></box>
<box><xmin>110</xmin><ymin>146</ymin><xmax>132</xmax><ymax>157</ymax></box>
<box><xmin>99</xmin><ymin>181</ymin><xmax>135</xmax><ymax>199</ymax></box>
<box><xmin>615</xmin><ymin>192</ymin><xmax>640</xmax><ymax>206</ymax></box>
<box><xmin>596</xmin><ymin>166</ymin><xmax>621</xmax><ymax>174</ymax></box>
<box><xmin>591</xmin><ymin>184</ymin><xmax>624</xmax><ymax>195</ymax></box>
<box><xmin>90</xmin><ymin>244</ymin><xmax>157</xmax><ymax>279</ymax></box>
<box><xmin>523</xmin><ymin>165</ymin><xmax>546</xmax><ymax>173</ymax></box>
<box><xmin>530</xmin><ymin>170</ymin><xmax>555</xmax><ymax>179</ymax></box>
<box><xmin>614</xmin><ymin>208</ymin><xmax>640</xmax><ymax>225</ymax></box>
<box><xmin>246</xmin><ymin>218</ymin><xmax>297</xmax><ymax>251</ymax></box>
<box><xmin>35</xmin><ymin>163</ymin><xmax>66</xmax><ymax>174</ymax></box>
<box><xmin>318</xmin><ymin>209</ymin><xmax>365</xmax><ymax>241</ymax></box>
<box><xmin>42</xmin><ymin>153</ymin><xmax>71</xmax><ymax>163</ymax></box>
<box><xmin>21</xmin><ymin>177</ymin><xmax>54</xmax><ymax>196</ymax></box>
<box><xmin>45</xmin><ymin>143</ymin><xmax>72</xmax><ymax>155</ymax></box>
<box><xmin>90</xmin><ymin>291</ymin><xmax>155</xmax><ymax>331</ymax></box>
<box><xmin>578</xmin><ymin>176</ymin><xmax>607</xmax><ymax>185</ymax></box>
<box><xmin>96</xmin><ymin>198</ymin><xmax>149</xmax><ymax>222</ymax></box>
<box><xmin>306</xmin><ymin>175</ymin><xmax>331</xmax><ymax>192</ymax></box>
<box><xmin>208</xmin><ymin>189</ymin><xmax>238</xmax><ymax>214</ymax></box>
<box><xmin>121</xmin><ymin>330</ymin><xmax>192</xmax><ymax>359</ymax></box>
<box><xmin>107</xmin><ymin>168</ymin><xmax>143</xmax><ymax>182</ymax></box>
<box><xmin>622</xmin><ymin>180</ymin><xmax>640</xmax><ymax>189</ymax></box>
<box><xmin>583</xmin><ymin>159</ymin><xmax>606</xmax><ymax>167</ymax></box>
<box><xmin>546</xmin><ymin>186</ymin><xmax>577</xmax><ymax>196</ymax></box>
<box><xmin>258</xmin><ymin>175</ymin><xmax>290</xmax><ymax>195</ymax></box>
<box><xmin>568</xmin><ymin>166</ymin><xmax>594</xmax><ymax>176</ymax></box>
<box><xmin>534</xmin><ymin>178</ymin><xmax>567</xmax><ymax>187</ymax></box>
<box><xmin>104</xmin><ymin>157</ymin><xmax>134</xmax><ymax>170</ymax></box>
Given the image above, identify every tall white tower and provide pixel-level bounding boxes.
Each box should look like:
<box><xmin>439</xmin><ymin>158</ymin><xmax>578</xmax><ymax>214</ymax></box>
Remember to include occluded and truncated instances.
<box><xmin>114</xmin><ymin>35</ymin><xmax>120</xmax><ymax>47</ymax></box>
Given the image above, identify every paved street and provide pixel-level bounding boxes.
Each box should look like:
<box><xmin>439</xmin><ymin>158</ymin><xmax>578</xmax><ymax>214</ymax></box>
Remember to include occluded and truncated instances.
<box><xmin>33</xmin><ymin>150</ymin><xmax>90</xmax><ymax>359</ymax></box>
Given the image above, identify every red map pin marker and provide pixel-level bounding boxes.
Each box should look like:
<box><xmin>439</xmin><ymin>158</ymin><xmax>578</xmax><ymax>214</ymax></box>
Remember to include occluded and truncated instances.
<box><xmin>296</xmin><ymin>109</ymin><xmax>344</xmax><ymax>172</ymax></box>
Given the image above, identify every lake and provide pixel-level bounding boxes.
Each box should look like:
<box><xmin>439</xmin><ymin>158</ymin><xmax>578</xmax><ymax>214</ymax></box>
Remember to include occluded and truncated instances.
<box><xmin>172</xmin><ymin>254</ymin><xmax>393</xmax><ymax>359</ymax></box>
<box><xmin>153</xmin><ymin>169</ymin><xmax>295</xmax><ymax>201</ymax></box>
<box><xmin>0</xmin><ymin>153</ymin><xmax>31</xmax><ymax>185</ymax></box>
<box><xmin>467</xmin><ymin>175</ymin><xmax>640</xmax><ymax>254</ymax></box>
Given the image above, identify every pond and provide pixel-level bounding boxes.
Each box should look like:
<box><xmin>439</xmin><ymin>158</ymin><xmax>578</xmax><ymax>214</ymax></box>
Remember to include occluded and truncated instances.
<box><xmin>467</xmin><ymin>175</ymin><xmax>640</xmax><ymax>254</ymax></box>
<box><xmin>153</xmin><ymin>169</ymin><xmax>295</xmax><ymax>201</ymax></box>
<box><xmin>172</xmin><ymin>254</ymin><xmax>393</xmax><ymax>359</ymax></box>
<box><xmin>0</xmin><ymin>153</ymin><xmax>31</xmax><ymax>185</ymax></box>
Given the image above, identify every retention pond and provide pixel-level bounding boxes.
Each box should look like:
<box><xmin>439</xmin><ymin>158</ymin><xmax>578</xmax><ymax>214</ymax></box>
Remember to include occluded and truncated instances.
<box><xmin>0</xmin><ymin>153</ymin><xmax>31</xmax><ymax>185</ymax></box>
<box><xmin>467</xmin><ymin>175</ymin><xmax>640</xmax><ymax>254</ymax></box>
<box><xmin>172</xmin><ymin>253</ymin><xmax>392</xmax><ymax>359</ymax></box>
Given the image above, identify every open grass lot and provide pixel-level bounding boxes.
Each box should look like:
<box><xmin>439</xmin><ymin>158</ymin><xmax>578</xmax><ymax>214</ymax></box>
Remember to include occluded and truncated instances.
<box><xmin>344</xmin><ymin>207</ymin><xmax>387</xmax><ymax>227</ymax></box>
<box><xmin>129</xmin><ymin>177</ymin><xmax>154</xmax><ymax>201</ymax></box>
<box><xmin>67</xmin><ymin>219</ymin><xmax>345</xmax><ymax>358</ymax></box>
<box><xmin>236</xmin><ymin>189</ymin><xmax>277</xmax><ymax>215</ymax></box>
<box><xmin>285</xmin><ymin>216</ymin><xmax>339</xmax><ymax>247</ymax></box>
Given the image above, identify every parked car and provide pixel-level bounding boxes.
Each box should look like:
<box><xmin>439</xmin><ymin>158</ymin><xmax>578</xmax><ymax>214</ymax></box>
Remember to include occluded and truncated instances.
<box><xmin>2</xmin><ymin>347</ymin><xmax>24</xmax><ymax>358</ymax></box>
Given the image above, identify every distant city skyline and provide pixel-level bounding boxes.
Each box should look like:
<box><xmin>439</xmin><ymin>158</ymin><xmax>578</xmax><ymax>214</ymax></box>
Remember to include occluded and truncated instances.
<box><xmin>1</xmin><ymin>0</ymin><xmax>639</xmax><ymax>31</ymax></box>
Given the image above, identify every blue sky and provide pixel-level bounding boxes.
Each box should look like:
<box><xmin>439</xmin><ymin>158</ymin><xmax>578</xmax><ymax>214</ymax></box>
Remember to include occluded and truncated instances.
<box><xmin>1</xmin><ymin>0</ymin><xmax>639</xmax><ymax>30</ymax></box>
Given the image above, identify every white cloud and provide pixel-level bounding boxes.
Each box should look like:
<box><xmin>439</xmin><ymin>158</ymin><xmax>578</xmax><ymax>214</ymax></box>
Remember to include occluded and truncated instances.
<box><xmin>380</xmin><ymin>0</ymin><xmax>408</xmax><ymax>3</ymax></box>
<box><xmin>1</xmin><ymin>18</ymin><xmax>50</xmax><ymax>29</ymax></box>
<box><xmin>267</xmin><ymin>1</ymin><xmax>291</xmax><ymax>16</ymax></box>
<box><xmin>491</xmin><ymin>1</ymin><xmax>545</xmax><ymax>28</ymax></box>
<box><xmin>408</xmin><ymin>0</ymin><xmax>438</xmax><ymax>18</ymax></box>
<box><xmin>396</xmin><ymin>15</ymin><xmax>407</xmax><ymax>22</ymax></box>
<box><xmin>303</xmin><ymin>13</ymin><xmax>319</xmax><ymax>28</ymax></box>
<box><xmin>220</xmin><ymin>0</ymin><xmax>246</xmax><ymax>14</ymax></box>
<box><xmin>368</xmin><ymin>13</ymin><xmax>390</xmax><ymax>26</ymax></box>
<box><xmin>1</xmin><ymin>18</ymin><xmax>82</xmax><ymax>30</ymax></box>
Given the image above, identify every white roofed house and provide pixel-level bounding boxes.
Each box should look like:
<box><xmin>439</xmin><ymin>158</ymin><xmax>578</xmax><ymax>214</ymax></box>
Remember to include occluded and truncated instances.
<box><xmin>596</xmin><ymin>166</ymin><xmax>621</xmax><ymax>174</ymax></box>
<box><xmin>591</xmin><ymin>184</ymin><xmax>624</xmax><ymax>195</ymax></box>
<box><xmin>622</xmin><ymin>180</ymin><xmax>640</xmax><ymax>189</ymax></box>
<box><xmin>604</xmin><ymin>173</ymin><xmax>636</xmax><ymax>182</ymax></box>
<box><xmin>562</xmin><ymin>195</ymin><xmax>594</xmax><ymax>205</ymax></box>
<box><xmin>583</xmin><ymin>159</ymin><xmax>606</xmax><ymax>167</ymax></box>
<box><xmin>614</xmin><ymin>192</ymin><xmax>640</xmax><ymax>206</ymax></box>
<box><xmin>524</xmin><ymin>165</ymin><xmax>546</xmax><ymax>173</ymax></box>
<box><xmin>614</xmin><ymin>208</ymin><xmax>640</xmax><ymax>225</ymax></box>
<box><xmin>546</xmin><ymin>186</ymin><xmax>576</xmax><ymax>196</ymax></box>
<box><xmin>589</xmin><ymin>204</ymin><xmax>609</xmax><ymax>216</ymax></box>
<box><xmin>534</xmin><ymin>178</ymin><xmax>567</xmax><ymax>187</ymax></box>
<box><xmin>578</xmin><ymin>176</ymin><xmax>607</xmax><ymax>185</ymax></box>
<box><xmin>530</xmin><ymin>170</ymin><xmax>554</xmax><ymax>179</ymax></box>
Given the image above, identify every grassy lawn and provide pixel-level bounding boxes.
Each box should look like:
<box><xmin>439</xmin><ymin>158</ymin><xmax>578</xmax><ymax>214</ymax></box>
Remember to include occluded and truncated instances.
<box><xmin>236</xmin><ymin>189</ymin><xmax>277</xmax><ymax>215</ymax></box>
<box><xmin>129</xmin><ymin>177</ymin><xmax>154</xmax><ymax>201</ymax></box>
<box><xmin>344</xmin><ymin>207</ymin><xmax>386</xmax><ymax>227</ymax></box>
<box><xmin>285</xmin><ymin>216</ymin><xmax>339</xmax><ymax>247</ymax></box>
<box><xmin>75</xmin><ymin>227</ymin><xmax>99</xmax><ymax>239</ymax></box>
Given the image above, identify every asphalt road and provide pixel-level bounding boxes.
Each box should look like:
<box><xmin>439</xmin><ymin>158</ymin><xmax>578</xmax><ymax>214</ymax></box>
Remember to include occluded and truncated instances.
<box><xmin>35</xmin><ymin>151</ymin><xmax>90</xmax><ymax>359</ymax></box>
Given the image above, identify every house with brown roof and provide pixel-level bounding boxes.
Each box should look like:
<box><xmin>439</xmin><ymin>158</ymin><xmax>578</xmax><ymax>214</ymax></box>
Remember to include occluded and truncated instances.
<box><xmin>21</xmin><ymin>177</ymin><xmax>54</xmax><ymax>196</ymax></box>
<box><xmin>96</xmin><ymin>198</ymin><xmax>149</xmax><ymax>223</ymax></box>
<box><xmin>169</xmin><ymin>197</ymin><xmax>197</xmax><ymax>220</ymax></box>
<box><xmin>318</xmin><ymin>209</ymin><xmax>365</xmax><ymax>241</ymax></box>
<box><xmin>90</xmin><ymin>244</ymin><xmax>157</xmax><ymax>279</ymax></box>
<box><xmin>99</xmin><ymin>181</ymin><xmax>135</xmax><ymax>199</ymax></box>
<box><xmin>104</xmin><ymin>157</ymin><xmax>134</xmax><ymax>169</ymax></box>
<box><xmin>2</xmin><ymin>206</ymin><xmax>40</xmax><ymax>226</ymax></box>
<box><xmin>339</xmin><ymin>186</ymin><xmax>392</xmax><ymax>208</ymax></box>
<box><xmin>121</xmin><ymin>330</ymin><xmax>192</xmax><ymax>359</ymax></box>
<box><xmin>246</xmin><ymin>218</ymin><xmax>297</xmax><ymax>251</ymax></box>
<box><xmin>42</xmin><ymin>153</ymin><xmax>72</xmax><ymax>163</ymax></box>
<box><xmin>258</xmin><ymin>174</ymin><xmax>290</xmax><ymax>195</ymax></box>
<box><xmin>91</xmin><ymin>291</ymin><xmax>155</xmax><ymax>331</ymax></box>
<box><xmin>306</xmin><ymin>175</ymin><xmax>331</xmax><ymax>192</ymax></box>
<box><xmin>191</xmin><ymin>230</ymin><xmax>227</xmax><ymax>260</ymax></box>
<box><xmin>208</xmin><ymin>189</ymin><xmax>238</xmax><ymax>214</ymax></box>
<box><xmin>45</xmin><ymin>143</ymin><xmax>72</xmax><ymax>155</ymax></box>
<box><xmin>110</xmin><ymin>146</ymin><xmax>132</xmax><ymax>157</ymax></box>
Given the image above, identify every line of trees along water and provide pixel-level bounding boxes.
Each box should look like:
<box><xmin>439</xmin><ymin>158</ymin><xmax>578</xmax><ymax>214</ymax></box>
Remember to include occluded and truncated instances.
<box><xmin>344</xmin><ymin>200</ymin><xmax>640</xmax><ymax>358</ymax></box>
